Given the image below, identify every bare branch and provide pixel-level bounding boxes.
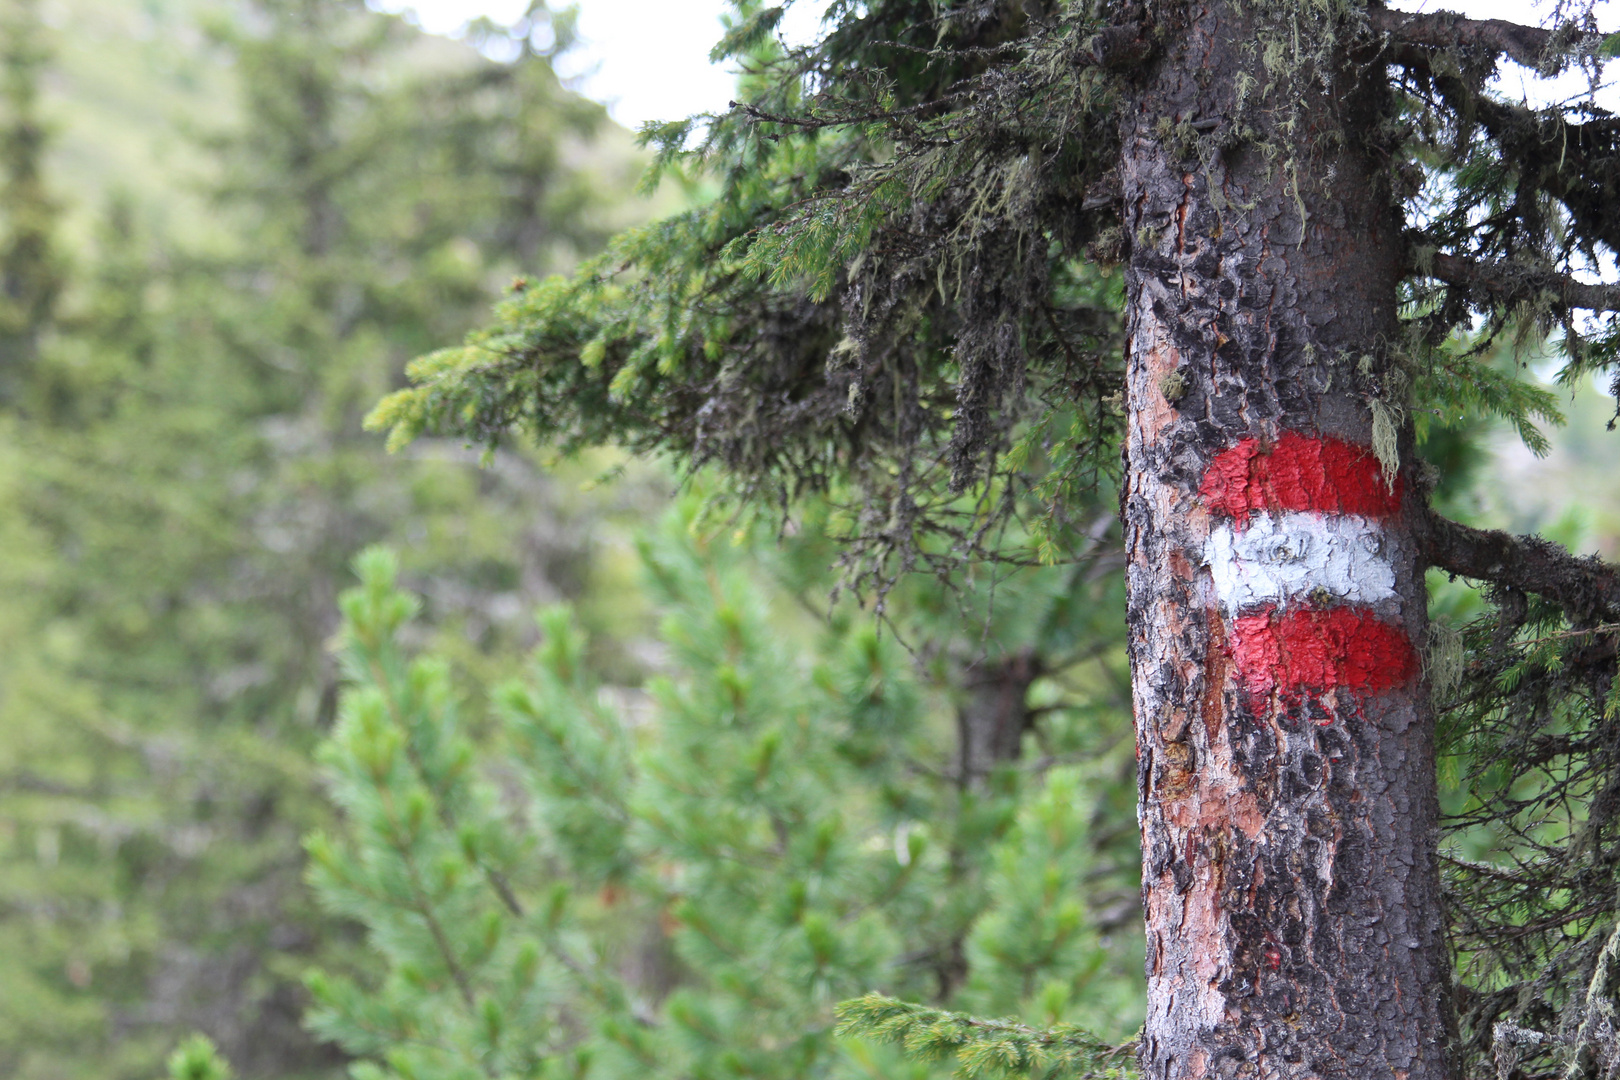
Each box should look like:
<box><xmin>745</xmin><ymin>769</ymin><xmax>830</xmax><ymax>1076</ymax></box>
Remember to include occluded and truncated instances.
<box><xmin>1367</xmin><ymin>6</ymin><xmax>1598</xmax><ymax>71</ymax></box>
<box><xmin>1425</xmin><ymin>512</ymin><xmax>1620</xmax><ymax>624</ymax></box>
<box><xmin>1422</xmin><ymin>249</ymin><xmax>1620</xmax><ymax>312</ymax></box>
<box><xmin>0</xmin><ymin>771</ymin><xmax>95</xmax><ymax>798</ymax></box>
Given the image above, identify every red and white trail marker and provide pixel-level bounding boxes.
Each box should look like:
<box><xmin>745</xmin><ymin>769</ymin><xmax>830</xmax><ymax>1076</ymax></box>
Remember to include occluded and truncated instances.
<box><xmin>1199</xmin><ymin>432</ymin><xmax>1419</xmax><ymax>699</ymax></box>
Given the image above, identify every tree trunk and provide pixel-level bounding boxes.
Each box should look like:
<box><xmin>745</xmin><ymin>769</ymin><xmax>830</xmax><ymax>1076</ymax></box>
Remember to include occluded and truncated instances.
<box><xmin>1120</xmin><ymin>6</ymin><xmax>1455</xmax><ymax>1078</ymax></box>
<box><xmin>956</xmin><ymin>648</ymin><xmax>1042</xmax><ymax>788</ymax></box>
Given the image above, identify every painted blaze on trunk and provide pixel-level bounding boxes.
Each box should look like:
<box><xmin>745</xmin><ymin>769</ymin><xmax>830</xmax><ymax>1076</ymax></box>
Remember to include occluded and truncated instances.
<box><xmin>1121</xmin><ymin>5</ymin><xmax>1453</xmax><ymax>1079</ymax></box>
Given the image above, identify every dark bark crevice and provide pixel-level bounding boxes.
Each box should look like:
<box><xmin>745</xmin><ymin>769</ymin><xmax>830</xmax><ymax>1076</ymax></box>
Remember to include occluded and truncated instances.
<box><xmin>1086</xmin><ymin>25</ymin><xmax>1157</xmax><ymax>72</ymax></box>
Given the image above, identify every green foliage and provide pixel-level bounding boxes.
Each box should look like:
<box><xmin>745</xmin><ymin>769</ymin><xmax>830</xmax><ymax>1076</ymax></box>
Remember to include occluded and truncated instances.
<box><xmin>835</xmin><ymin>995</ymin><xmax>1135</xmax><ymax>1080</ymax></box>
<box><xmin>366</xmin><ymin>0</ymin><xmax>1612</xmax><ymax>586</ymax></box>
<box><xmin>1426</xmin><ymin>476</ymin><xmax>1620</xmax><ymax>1070</ymax></box>
<box><xmin>1433</xmin><ymin>596</ymin><xmax>1620</xmax><ymax>1072</ymax></box>
<box><xmin>367</xmin><ymin>0</ymin><xmax>1130</xmax><ymax>591</ymax></box>
<box><xmin>308</xmin><ymin>547</ymin><xmax>568</xmax><ymax>1077</ymax></box>
<box><xmin>1411</xmin><ymin>338</ymin><xmax>1564</xmax><ymax>458</ymax></box>
<box><xmin>959</xmin><ymin>769</ymin><xmax>1122</xmax><ymax>1022</ymax></box>
<box><xmin>288</xmin><ymin>2</ymin><xmax>1620</xmax><ymax>1077</ymax></box>
<box><xmin>355</xmin><ymin>2</ymin><xmax>1620</xmax><ymax>1076</ymax></box>
<box><xmin>0</xmin><ymin>0</ymin><xmax>63</xmax><ymax>403</ymax></box>
<box><xmin>306</xmin><ymin>501</ymin><xmax>1142</xmax><ymax>1080</ymax></box>
<box><xmin>11</xmin><ymin>2</ymin><xmax>1620</xmax><ymax>1078</ymax></box>
<box><xmin>167</xmin><ymin>1036</ymin><xmax>235</xmax><ymax>1080</ymax></box>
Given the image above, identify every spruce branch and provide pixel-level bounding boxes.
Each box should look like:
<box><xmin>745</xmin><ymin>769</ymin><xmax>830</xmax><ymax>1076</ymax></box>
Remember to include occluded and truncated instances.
<box><xmin>1367</xmin><ymin>7</ymin><xmax>1601</xmax><ymax>72</ymax></box>
<box><xmin>1401</xmin><ymin>69</ymin><xmax>1620</xmax><ymax>256</ymax></box>
<box><xmin>1469</xmin><ymin>98</ymin><xmax>1620</xmax><ymax>258</ymax></box>
<box><xmin>1425</xmin><ymin>512</ymin><xmax>1620</xmax><ymax>624</ymax></box>
<box><xmin>1421</xmin><ymin>250</ymin><xmax>1620</xmax><ymax>313</ymax></box>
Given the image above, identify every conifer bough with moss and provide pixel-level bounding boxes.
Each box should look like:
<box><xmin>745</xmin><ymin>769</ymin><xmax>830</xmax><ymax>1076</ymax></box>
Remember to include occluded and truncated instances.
<box><xmin>373</xmin><ymin>1</ymin><xmax>1620</xmax><ymax>1077</ymax></box>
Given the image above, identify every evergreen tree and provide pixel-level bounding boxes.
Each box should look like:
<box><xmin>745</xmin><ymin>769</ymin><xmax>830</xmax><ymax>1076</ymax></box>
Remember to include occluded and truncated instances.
<box><xmin>305</xmin><ymin>503</ymin><xmax>1142</xmax><ymax>1080</ymax></box>
<box><xmin>370</xmin><ymin>1</ymin><xmax>1620</xmax><ymax>1076</ymax></box>
<box><xmin>0</xmin><ymin>0</ymin><xmax>63</xmax><ymax>404</ymax></box>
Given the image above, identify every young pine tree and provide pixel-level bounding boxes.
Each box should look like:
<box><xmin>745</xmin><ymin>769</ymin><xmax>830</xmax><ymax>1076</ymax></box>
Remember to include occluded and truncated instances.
<box><xmin>305</xmin><ymin>503</ymin><xmax>1143</xmax><ymax>1080</ymax></box>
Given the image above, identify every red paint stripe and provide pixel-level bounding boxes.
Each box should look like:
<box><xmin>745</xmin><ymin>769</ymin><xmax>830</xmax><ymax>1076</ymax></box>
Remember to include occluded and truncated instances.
<box><xmin>1229</xmin><ymin>606</ymin><xmax>1418</xmax><ymax>696</ymax></box>
<box><xmin>1200</xmin><ymin>432</ymin><xmax>1401</xmax><ymax>524</ymax></box>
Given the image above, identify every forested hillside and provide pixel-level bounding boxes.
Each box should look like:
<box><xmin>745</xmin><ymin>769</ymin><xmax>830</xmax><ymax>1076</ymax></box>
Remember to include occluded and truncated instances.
<box><xmin>37</xmin><ymin>0</ymin><xmax>230</xmax><ymax>245</ymax></box>
<box><xmin>0</xmin><ymin>2</ymin><xmax>660</xmax><ymax>1076</ymax></box>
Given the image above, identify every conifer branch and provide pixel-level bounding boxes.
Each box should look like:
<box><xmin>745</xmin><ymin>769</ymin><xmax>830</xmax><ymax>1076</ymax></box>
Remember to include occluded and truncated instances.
<box><xmin>367</xmin><ymin>652</ymin><xmax>531</xmax><ymax>921</ymax></box>
<box><xmin>1366</xmin><ymin>7</ymin><xmax>1598</xmax><ymax>71</ymax></box>
<box><xmin>375</xmin><ymin>786</ymin><xmax>481</xmax><ymax>1012</ymax></box>
<box><xmin>1422</xmin><ymin>251</ymin><xmax>1620</xmax><ymax>313</ymax></box>
<box><xmin>1424</xmin><ymin>512</ymin><xmax>1620</xmax><ymax>624</ymax></box>
<box><xmin>1467</xmin><ymin>98</ymin><xmax>1620</xmax><ymax>257</ymax></box>
<box><xmin>834</xmin><ymin>993</ymin><xmax>1137</xmax><ymax>1079</ymax></box>
<box><xmin>1396</xmin><ymin>69</ymin><xmax>1620</xmax><ymax>256</ymax></box>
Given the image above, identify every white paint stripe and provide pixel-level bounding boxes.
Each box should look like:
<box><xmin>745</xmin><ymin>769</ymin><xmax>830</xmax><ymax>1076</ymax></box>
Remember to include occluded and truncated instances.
<box><xmin>1204</xmin><ymin>512</ymin><xmax>1396</xmax><ymax>615</ymax></box>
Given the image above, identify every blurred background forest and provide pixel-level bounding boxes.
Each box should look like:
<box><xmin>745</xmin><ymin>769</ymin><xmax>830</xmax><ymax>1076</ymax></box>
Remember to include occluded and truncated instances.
<box><xmin>0</xmin><ymin>1</ymin><xmax>1616</xmax><ymax>1079</ymax></box>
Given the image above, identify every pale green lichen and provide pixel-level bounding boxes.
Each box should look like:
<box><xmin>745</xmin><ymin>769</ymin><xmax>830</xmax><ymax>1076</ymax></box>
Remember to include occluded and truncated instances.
<box><xmin>1426</xmin><ymin>620</ymin><xmax>1465</xmax><ymax>696</ymax></box>
<box><xmin>1357</xmin><ymin>351</ymin><xmax>1408</xmax><ymax>489</ymax></box>
<box><xmin>1369</xmin><ymin>394</ymin><xmax>1400</xmax><ymax>486</ymax></box>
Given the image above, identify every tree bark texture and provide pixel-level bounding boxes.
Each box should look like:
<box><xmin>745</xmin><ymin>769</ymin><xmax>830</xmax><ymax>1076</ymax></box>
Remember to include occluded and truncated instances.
<box><xmin>1120</xmin><ymin>6</ymin><xmax>1454</xmax><ymax>1078</ymax></box>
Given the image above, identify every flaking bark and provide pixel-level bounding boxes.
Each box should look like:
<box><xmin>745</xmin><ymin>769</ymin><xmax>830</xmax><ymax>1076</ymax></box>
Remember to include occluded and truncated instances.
<box><xmin>1121</xmin><ymin>5</ymin><xmax>1454</xmax><ymax>1077</ymax></box>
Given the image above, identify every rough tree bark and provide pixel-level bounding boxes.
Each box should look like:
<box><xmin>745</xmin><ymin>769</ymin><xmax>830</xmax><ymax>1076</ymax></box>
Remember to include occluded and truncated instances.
<box><xmin>1121</xmin><ymin>5</ymin><xmax>1454</xmax><ymax>1078</ymax></box>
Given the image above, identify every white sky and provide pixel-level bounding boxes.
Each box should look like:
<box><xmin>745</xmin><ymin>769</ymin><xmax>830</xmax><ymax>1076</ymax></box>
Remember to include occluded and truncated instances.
<box><xmin>378</xmin><ymin>0</ymin><xmax>1620</xmax><ymax>128</ymax></box>
<box><xmin>376</xmin><ymin>0</ymin><xmax>822</xmax><ymax>128</ymax></box>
